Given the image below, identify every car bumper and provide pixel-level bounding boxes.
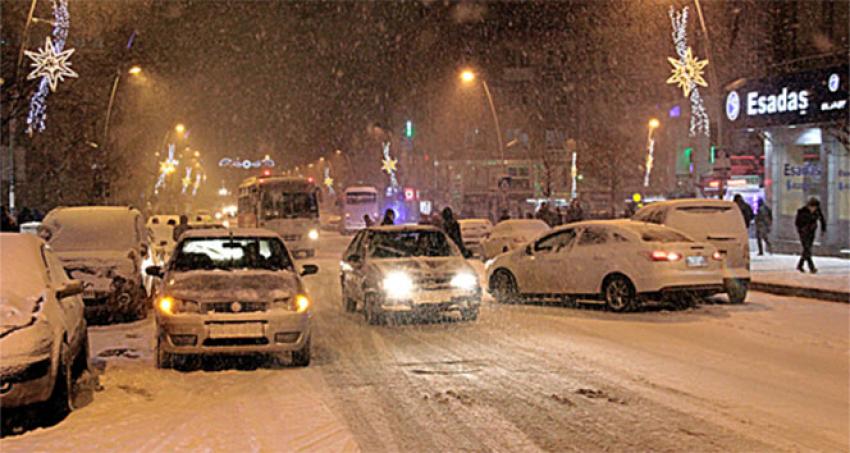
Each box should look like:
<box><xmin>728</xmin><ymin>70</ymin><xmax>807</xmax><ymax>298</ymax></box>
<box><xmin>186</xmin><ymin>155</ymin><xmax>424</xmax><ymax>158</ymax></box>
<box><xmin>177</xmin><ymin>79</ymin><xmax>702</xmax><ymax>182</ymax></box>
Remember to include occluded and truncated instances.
<box><xmin>380</xmin><ymin>290</ymin><xmax>481</xmax><ymax>313</ymax></box>
<box><xmin>83</xmin><ymin>288</ymin><xmax>141</xmax><ymax>317</ymax></box>
<box><xmin>0</xmin><ymin>355</ymin><xmax>53</xmax><ymax>408</ymax></box>
<box><xmin>633</xmin><ymin>268</ymin><xmax>725</xmax><ymax>294</ymax></box>
<box><xmin>158</xmin><ymin>310</ymin><xmax>312</xmax><ymax>355</ymax></box>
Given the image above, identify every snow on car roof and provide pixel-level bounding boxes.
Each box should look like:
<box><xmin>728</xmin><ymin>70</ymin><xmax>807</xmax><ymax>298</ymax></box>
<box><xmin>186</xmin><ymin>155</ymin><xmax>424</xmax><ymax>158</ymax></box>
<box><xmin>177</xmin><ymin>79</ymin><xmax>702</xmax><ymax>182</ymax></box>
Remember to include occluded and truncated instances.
<box><xmin>0</xmin><ymin>233</ymin><xmax>48</xmax><ymax>293</ymax></box>
<box><xmin>180</xmin><ymin>228</ymin><xmax>282</xmax><ymax>239</ymax></box>
<box><xmin>639</xmin><ymin>198</ymin><xmax>736</xmax><ymax>209</ymax></box>
<box><xmin>368</xmin><ymin>224</ymin><xmax>442</xmax><ymax>233</ymax></box>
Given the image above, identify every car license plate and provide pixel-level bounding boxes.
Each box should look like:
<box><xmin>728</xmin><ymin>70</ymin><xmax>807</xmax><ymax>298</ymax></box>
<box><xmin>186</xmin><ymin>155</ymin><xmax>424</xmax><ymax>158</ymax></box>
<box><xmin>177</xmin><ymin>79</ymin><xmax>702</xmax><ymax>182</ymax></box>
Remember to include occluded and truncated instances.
<box><xmin>208</xmin><ymin>323</ymin><xmax>264</xmax><ymax>339</ymax></box>
<box><xmin>686</xmin><ymin>256</ymin><xmax>707</xmax><ymax>267</ymax></box>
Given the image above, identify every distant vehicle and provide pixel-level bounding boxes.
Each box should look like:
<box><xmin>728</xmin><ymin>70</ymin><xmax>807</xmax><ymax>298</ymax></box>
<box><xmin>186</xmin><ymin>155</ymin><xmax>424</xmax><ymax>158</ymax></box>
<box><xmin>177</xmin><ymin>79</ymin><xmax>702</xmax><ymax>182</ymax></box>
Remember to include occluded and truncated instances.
<box><xmin>0</xmin><ymin>234</ymin><xmax>89</xmax><ymax>420</ymax></box>
<box><xmin>147</xmin><ymin>215</ymin><xmax>180</xmax><ymax>262</ymax></box>
<box><xmin>632</xmin><ymin>199</ymin><xmax>751</xmax><ymax>303</ymax></box>
<box><xmin>480</xmin><ymin>219</ymin><xmax>550</xmax><ymax>260</ymax></box>
<box><xmin>146</xmin><ymin>228</ymin><xmax>318</xmax><ymax>368</ymax></box>
<box><xmin>238</xmin><ymin>176</ymin><xmax>320</xmax><ymax>257</ymax></box>
<box><xmin>342</xmin><ymin>186</ymin><xmax>379</xmax><ymax>233</ymax></box>
<box><xmin>189</xmin><ymin>210</ymin><xmax>215</xmax><ymax>227</ymax></box>
<box><xmin>40</xmin><ymin>206</ymin><xmax>151</xmax><ymax>322</ymax></box>
<box><xmin>340</xmin><ymin>225</ymin><xmax>481</xmax><ymax>324</ymax></box>
<box><xmin>147</xmin><ymin>215</ymin><xmax>180</xmax><ymax>228</ymax></box>
<box><xmin>486</xmin><ymin>220</ymin><xmax>725</xmax><ymax>311</ymax></box>
<box><xmin>459</xmin><ymin>219</ymin><xmax>493</xmax><ymax>257</ymax></box>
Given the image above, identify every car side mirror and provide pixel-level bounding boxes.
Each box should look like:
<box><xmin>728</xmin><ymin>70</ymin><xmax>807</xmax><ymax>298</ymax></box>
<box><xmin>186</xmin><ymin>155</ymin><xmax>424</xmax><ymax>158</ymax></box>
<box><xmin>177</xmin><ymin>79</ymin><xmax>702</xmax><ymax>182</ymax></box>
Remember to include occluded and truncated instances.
<box><xmin>145</xmin><ymin>265</ymin><xmax>163</xmax><ymax>278</ymax></box>
<box><xmin>300</xmin><ymin>264</ymin><xmax>319</xmax><ymax>277</ymax></box>
<box><xmin>56</xmin><ymin>280</ymin><xmax>83</xmax><ymax>299</ymax></box>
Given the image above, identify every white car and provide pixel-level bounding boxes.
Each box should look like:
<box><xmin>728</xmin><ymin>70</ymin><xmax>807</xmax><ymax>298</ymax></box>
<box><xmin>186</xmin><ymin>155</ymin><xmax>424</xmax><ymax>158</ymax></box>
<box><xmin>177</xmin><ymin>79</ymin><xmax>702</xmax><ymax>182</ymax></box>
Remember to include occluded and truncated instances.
<box><xmin>0</xmin><ymin>234</ymin><xmax>89</xmax><ymax>419</ymax></box>
<box><xmin>480</xmin><ymin>219</ymin><xmax>550</xmax><ymax>260</ymax></box>
<box><xmin>485</xmin><ymin>220</ymin><xmax>725</xmax><ymax>311</ymax></box>
<box><xmin>146</xmin><ymin>228</ymin><xmax>317</xmax><ymax>368</ymax></box>
<box><xmin>459</xmin><ymin>219</ymin><xmax>493</xmax><ymax>257</ymax></box>
<box><xmin>147</xmin><ymin>215</ymin><xmax>179</xmax><ymax>262</ymax></box>
<box><xmin>340</xmin><ymin>225</ymin><xmax>481</xmax><ymax>324</ymax></box>
<box><xmin>633</xmin><ymin>199</ymin><xmax>750</xmax><ymax>303</ymax></box>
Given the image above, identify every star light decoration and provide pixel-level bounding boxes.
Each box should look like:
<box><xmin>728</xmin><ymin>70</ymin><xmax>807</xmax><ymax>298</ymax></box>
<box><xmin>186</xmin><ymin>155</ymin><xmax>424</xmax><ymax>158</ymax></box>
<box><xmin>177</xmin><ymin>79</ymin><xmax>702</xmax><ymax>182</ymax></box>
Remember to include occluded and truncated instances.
<box><xmin>323</xmin><ymin>167</ymin><xmax>335</xmax><ymax>195</ymax></box>
<box><xmin>667</xmin><ymin>6</ymin><xmax>710</xmax><ymax>137</ymax></box>
<box><xmin>25</xmin><ymin>37</ymin><xmax>78</xmax><ymax>92</ymax></box>
<box><xmin>155</xmin><ymin>144</ymin><xmax>179</xmax><ymax>194</ymax></box>
<box><xmin>25</xmin><ymin>0</ymin><xmax>74</xmax><ymax>134</ymax></box>
<box><xmin>381</xmin><ymin>142</ymin><xmax>399</xmax><ymax>192</ymax></box>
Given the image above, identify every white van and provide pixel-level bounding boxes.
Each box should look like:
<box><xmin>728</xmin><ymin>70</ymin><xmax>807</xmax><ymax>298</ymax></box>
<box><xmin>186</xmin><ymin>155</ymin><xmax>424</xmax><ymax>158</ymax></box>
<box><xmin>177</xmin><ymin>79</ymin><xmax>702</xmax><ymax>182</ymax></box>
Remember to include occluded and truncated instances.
<box><xmin>633</xmin><ymin>199</ymin><xmax>750</xmax><ymax>303</ymax></box>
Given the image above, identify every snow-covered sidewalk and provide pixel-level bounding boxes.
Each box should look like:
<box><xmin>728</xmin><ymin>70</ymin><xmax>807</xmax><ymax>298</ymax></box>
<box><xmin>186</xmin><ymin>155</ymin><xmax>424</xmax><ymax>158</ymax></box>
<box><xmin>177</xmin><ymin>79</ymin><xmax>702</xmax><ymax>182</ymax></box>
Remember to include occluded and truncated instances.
<box><xmin>750</xmin><ymin>253</ymin><xmax>850</xmax><ymax>302</ymax></box>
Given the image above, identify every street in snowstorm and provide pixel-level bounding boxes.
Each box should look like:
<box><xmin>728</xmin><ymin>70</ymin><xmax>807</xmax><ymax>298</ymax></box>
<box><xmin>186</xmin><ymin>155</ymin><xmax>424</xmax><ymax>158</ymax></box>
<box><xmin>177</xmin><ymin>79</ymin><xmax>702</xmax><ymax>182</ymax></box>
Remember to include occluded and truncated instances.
<box><xmin>2</xmin><ymin>234</ymin><xmax>847</xmax><ymax>452</ymax></box>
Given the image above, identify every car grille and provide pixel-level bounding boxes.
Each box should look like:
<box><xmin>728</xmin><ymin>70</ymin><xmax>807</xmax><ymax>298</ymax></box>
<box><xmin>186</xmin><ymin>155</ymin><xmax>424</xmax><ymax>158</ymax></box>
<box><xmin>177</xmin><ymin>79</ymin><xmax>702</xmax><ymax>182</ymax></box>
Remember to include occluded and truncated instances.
<box><xmin>203</xmin><ymin>338</ymin><xmax>269</xmax><ymax>347</ymax></box>
<box><xmin>204</xmin><ymin>301</ymin><xmax>268</xmax><ymax>313</ymax></box>
<box><xmin>416</xmin><ymin>275</ymin><xmax>453</xmax><ymax>291</ymax></box>
<box><xmin>282</xmin><ymin>234</ymin><xmax>301</xmax><ymax>242</ymax></box>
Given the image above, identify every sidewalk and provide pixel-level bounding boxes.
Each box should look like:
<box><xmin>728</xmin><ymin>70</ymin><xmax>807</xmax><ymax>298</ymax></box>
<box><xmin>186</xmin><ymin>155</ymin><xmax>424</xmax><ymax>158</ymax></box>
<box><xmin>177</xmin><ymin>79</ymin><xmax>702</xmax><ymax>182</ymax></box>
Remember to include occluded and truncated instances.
<box><xmin>749</xmin><ymin>252</ymin><xmax>850</xmax><ymax>303</ymax></box>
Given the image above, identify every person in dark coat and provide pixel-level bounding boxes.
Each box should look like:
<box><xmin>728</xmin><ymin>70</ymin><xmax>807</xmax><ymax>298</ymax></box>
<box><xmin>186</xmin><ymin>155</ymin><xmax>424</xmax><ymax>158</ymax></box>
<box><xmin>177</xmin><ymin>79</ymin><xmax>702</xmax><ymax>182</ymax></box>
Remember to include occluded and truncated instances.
<box><xmin>362</xmin><ymin>214</ymin><xmax>374</xmax><ymax>228</ymax></box>
<box><xmin>441</xmin><ymin>207</ymin><xmax>468</xmax><ymax>257</ymax></box>
<box><xmin>564</xmin><ymin>199</ymin><xmax>584</xmax><ymax>223</ymax></box>
<box><xmin>794</xmin><ymin>198</ymin><xmax>826</xmax><ymax>273</ymax></box>
<box><xmin>1</xmin><ymin>206</ymin><xmax>17</xmax><ymax>232</ymax></box>
<box><xmin>754</xmin><ymin>198</ymin><xmax>772</xmax><ymax>255</ymax></box>
<box><xmin>172</xmin><ymin>215</ymin><xmax>191</xmax><ymax>242</ymax></box>
<box><xmin>380</xmin><ymin>209</ymin><xmax>396</xmax><ymax>226</ymax></box>
<box><xmin>497</xmin><ymin>209</ymin><xmax>511</xmax><ymax>222</ymax></box>
<box><xmin>733</xmin><ymin>194</ymin><xmax>754</xmax><ymax>229</ymax></box>
<box><xmin>16</xmin><ymin>207</ymin><xmax>33</xmax><ymax>227</ymax></box>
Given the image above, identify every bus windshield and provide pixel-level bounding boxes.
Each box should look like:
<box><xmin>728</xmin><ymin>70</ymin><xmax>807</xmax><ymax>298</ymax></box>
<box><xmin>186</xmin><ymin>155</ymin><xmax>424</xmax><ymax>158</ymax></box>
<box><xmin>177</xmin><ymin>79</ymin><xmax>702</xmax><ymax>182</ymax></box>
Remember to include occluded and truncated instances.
<box><xmin>261</xmin><ymin>191</ymin><xmax>318</xmax><ymax>220</ymax></box>
<box><xmin>346</xmin><ymin>191</ymin><xmax>377</xmax><ymax>205</ymax></box>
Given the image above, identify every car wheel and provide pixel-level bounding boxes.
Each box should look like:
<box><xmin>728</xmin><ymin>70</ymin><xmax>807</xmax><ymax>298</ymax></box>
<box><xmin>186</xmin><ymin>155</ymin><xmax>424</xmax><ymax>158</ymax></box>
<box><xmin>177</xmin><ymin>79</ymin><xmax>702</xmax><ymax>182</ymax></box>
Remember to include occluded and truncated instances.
<box><xmin>603</xmin><ymin>275</ymin><xmax>635</xmax><ymax>312</ymax></box>
<box><xmin>461</xmin><ymin>307</ymin><xmax>479</xmax><ymax>321</ymax></box>
<box><xmin>291</xmin><ymin>335</ymin><xmax>311</xmax><ymax>367</ymax></box>
<box><xmin>364</xmin><ymin>293</ymin><xmax>384</xmax><ymax>325</ymax></box>
<box><xmin>46</xmin><ymin>346</ymin><xmax>75</xmax><ymax>420</ymax></box>
<box><xmin>155</xmin><ymin>335</ymin><xmax>172</xmax><ymax>369</ymax></box>
<box><xmin>726</xmin><ymin>279</ymin><xmax>748</xmax><ymax>304</ymax></box>
<box><xmin>491</xmin><ymin>270</ymin><xmax>519</xmax><ymax>304</ymax></box>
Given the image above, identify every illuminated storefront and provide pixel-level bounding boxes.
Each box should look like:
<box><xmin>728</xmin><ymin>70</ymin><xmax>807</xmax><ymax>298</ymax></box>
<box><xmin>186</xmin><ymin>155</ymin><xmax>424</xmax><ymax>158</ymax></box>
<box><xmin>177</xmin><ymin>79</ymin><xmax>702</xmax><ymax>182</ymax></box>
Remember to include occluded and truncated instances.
<box><xmin>722</xmin><ymin>65</ymin><xmax>849</xmax><ymax>254</ymax></box>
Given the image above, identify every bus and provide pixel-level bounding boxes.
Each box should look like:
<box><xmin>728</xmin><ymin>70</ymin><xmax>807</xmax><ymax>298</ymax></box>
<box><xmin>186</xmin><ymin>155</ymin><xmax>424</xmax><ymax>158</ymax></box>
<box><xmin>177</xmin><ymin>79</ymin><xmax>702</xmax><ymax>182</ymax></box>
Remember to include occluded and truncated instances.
<box><xmin>238</xmin><ymin>175</ymin><xmax>320</xmax><ymax>257</ymax></box>
<box><xmin>342</xmin><ymin>186</ymin><xmax>380</xmax><ymax>233</ymax></box>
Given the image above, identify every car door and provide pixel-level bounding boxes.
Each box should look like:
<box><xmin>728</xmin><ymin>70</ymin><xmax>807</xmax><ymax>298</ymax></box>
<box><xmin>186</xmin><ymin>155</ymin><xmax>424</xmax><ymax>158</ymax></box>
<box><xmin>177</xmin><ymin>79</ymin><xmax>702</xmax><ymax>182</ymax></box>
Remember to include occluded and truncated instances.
<box><xmin>564</xmin><ymin>226</ymin><xmax>612</xmax><ymax>294</ymax></box>
<box><xmin>43</xmin><ymin>246</ymin><xmax>85</xmax><ymax>352</ymax></box>
<box><xmin>535</xmin><ymin>228</ymin><xmax>578</xmax><ymax>294</ymax></box>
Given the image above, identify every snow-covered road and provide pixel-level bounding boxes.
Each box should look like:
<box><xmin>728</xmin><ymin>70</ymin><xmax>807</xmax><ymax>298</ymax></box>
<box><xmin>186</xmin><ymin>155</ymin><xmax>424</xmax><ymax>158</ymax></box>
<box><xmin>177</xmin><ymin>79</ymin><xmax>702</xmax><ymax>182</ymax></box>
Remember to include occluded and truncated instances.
<box><xmin>2</xmin><ymin>233</ymin><xmax>847</xmax><ymax>451</ymax></box>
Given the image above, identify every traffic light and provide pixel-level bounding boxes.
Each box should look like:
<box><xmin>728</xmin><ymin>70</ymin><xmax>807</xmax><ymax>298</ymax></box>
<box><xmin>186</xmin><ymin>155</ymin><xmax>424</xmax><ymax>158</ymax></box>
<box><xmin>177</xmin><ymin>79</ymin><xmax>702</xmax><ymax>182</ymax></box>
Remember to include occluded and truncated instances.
<box><xmin>404</xmin><ymin>120</ymin><xmax>414</xmax><ymax>138</ymax></box>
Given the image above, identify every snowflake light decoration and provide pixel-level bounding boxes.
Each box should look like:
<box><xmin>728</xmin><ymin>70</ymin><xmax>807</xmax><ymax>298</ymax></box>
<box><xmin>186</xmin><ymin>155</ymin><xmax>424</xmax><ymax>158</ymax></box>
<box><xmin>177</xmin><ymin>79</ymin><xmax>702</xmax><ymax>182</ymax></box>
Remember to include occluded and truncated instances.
<box><xmin>181</xmin><ymin>167</ymin><xmax>193</xmax><ymax>194</ymax></box>
<box><xmin>26</xmin><ymin>0</ymin><xmax>74</xmax><ymax>134</ymax></box>
<box><xmin>667</xmin><ymin>6</ymin><xmax>710</xmax><ymax>137</ymax></box>
<box><xmin>381</xmin><ymin>142</ymin><xmax>399</xmax><ymax>192</ymax></box>
<box><xmin>323</xmin><ymin>167</ymin><xmax>335</xmax><ymax>195</ymax></box>
<box><xmin>25</xmin><ymin>36</ymin><xmax>78</xmax><ymax>92</ymax></box>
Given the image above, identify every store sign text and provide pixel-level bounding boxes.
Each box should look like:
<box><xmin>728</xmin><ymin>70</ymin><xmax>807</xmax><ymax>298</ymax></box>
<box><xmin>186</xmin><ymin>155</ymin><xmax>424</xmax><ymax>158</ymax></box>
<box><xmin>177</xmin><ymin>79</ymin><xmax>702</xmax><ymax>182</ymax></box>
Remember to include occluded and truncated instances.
<box><xmin>746</xmin><ymin>88</ymin><xmax>809</xmax><ymax>116</ymax></box>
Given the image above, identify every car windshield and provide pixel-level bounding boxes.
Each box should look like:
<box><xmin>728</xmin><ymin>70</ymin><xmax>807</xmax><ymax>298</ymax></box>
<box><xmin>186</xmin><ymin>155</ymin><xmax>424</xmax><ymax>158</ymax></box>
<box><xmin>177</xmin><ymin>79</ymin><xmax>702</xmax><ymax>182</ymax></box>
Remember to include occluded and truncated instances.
<box><xmin>171</xmin><ymin>237</ymin><xmax>293</xmax><ymax>272</ymax></box>
<box><xmin>367</xmin><ymin>230</ymin><xmax>459</xmax><ymax>258</ymax></box>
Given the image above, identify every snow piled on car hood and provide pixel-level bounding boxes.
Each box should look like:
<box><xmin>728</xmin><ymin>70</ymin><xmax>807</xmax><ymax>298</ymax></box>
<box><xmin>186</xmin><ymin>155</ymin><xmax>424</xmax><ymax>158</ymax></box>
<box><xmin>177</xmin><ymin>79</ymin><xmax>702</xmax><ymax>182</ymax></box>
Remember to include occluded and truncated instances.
<box><xmin>165</xmin><ymin>270</ymin><xmax>301</xmax><ymax>301</ymax></box>
<box><xmin>0</xmin><ymin>286</ymin><xmax>44</xmax><ymax>338</ymax></box>
<box><xmin>57</xmin><ymin>250</ymin><xmax>136</xmax><ymax>278</ymax></box>
<box><xmin>372</xmin><ymin>256</ymin><xmax>472</xmax><ymax>277</ymax></box>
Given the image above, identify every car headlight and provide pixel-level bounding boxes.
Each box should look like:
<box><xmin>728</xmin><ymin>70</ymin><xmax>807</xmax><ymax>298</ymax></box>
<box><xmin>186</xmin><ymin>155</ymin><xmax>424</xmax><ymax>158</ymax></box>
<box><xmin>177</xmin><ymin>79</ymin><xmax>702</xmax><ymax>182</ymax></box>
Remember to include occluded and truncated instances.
<box><xmin>273</xmin><ymin>294</ymin><xmax>311</xmax><ymax>313</ymax></box>
<box><xmin>308</xmin><ymin>229</ymin><xmax>319</xmax><ymax>240</ymax></box>
<box><xmin>156</xmin><ymin>296</ymin><xmax>200</xmax><ymax>315</ymax></box>
<box><xmin>451</xmin><ymin>272</ymin><xmax>478</xmax><ymax>291</ymax></box>
<box><xmin>383</xmin><ymin>271</ymin><xmax>414</xmax><ymax>299</ymax></box>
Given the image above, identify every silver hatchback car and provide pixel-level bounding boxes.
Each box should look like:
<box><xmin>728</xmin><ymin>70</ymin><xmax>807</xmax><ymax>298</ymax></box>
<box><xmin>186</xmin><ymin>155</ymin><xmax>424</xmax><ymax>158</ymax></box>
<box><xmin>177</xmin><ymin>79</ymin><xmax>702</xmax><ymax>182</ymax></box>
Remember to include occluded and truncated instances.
<box><xmin>146</xmin><ymin>228</ymin><xmax>318</xmax><ymax>368</ymax></box>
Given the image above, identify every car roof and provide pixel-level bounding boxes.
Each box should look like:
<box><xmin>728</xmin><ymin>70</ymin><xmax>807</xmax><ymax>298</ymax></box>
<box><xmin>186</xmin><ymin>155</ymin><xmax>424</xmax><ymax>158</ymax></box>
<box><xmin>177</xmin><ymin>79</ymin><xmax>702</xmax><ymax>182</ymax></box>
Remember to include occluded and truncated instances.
<box><xmin>638</xmin><ymin>198</ymin><xmax>736</xmax><ymax>210</ymax></box>
<box><xmin>180</xmin><ymin>228</ymin><xmax>281</xmax><ymax>239</ymax></box>
<box><xmin>548</xmin><ymin>219</ymin><xmax>642</xmax><ymax>232</ymax></box>
<box><xmin>367</xmin><ymin>224</ymin><xmax>442</xmax><ymax>233</ymax></box>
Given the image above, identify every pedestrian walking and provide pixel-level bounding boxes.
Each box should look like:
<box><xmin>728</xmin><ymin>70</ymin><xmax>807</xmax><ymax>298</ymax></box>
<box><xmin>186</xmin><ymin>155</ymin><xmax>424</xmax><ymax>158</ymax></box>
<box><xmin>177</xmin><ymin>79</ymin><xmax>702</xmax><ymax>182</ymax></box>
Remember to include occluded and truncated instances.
<box><xmin>380</xmin><ymin>208</ymin><xmax>396</xmax><ymax>226</ymax></box>
<box><xmin>794</xmin><ymin>198</ymin><xmax>826</xmax><ymax>273</ymax></box>
<box><xmin>363</xmin><ymin>214</ymin><xmax>374</xmax><ymax>228</ymax></box>
<box><xmin>733</xmin><ymin>194</ymin><xmax>754</xmax><ymax>229</ymax></box>
<box><xmin>497</xmin><ymin>209</ymin><xmax>511</xmax><ymax>222</ymax></box>
<box><xmin>441</xmin><ymin>207</ymin><xmax>468</xmax><ymax>257</ymax></box>
<box><xmin>755</xmin><ymin>198</ymin><xmax>772</xmax><ymax>255</ymax></box>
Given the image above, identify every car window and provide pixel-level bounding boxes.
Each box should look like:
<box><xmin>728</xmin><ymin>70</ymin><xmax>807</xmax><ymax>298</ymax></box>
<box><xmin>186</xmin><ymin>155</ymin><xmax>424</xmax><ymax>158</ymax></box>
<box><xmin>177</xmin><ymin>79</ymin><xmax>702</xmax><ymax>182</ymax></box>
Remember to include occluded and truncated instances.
<box><xmin>639</xmin><ymin>227</ymin><xmax>693</xmax><ymax>243</ymax></box>
<box><xmin>578</xmin><ymin>227</ymin><xmax>609</xmax><ymax>246</ymax></box>
<box><xmin>535</xmin><ymin>229</ymin><xmax>576</xmax><ymax>253</ymax></box>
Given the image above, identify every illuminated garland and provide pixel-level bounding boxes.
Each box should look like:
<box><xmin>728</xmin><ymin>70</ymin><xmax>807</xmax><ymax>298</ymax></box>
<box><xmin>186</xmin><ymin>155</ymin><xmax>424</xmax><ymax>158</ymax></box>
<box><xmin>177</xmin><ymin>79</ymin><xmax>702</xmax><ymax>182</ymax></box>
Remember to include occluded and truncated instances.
<box><xmin>218</xmin><ymin>157</ymin><xmax>275</xmax><ymax>169</ymax></box>
<box><xmin>381</xmin><ymin>141</ymin><xmax>399</xmax><ymax>192</ymax></box>
<box><xmin>323</xmin><ymin>166</ymin><xmax>334</xmax><ymax>195</ymax></box>
<box><xmin>154</xmin><ymin>144</ymin><xmax>178</xmax><ymax>194</ymax></box>
<box><xmin>667</xmin><ymin>6</ymin><xmax>710</xmax><ymax>137</ymax></box>
<box><xmin>25</xmin><ymin>0</ymin><xmax>76</xmax><ymax>134</ymax></box>
<box><xmin>643</xmin><ymin>137</ymin><xmax>655</xmax><ymax>187</ymax></box>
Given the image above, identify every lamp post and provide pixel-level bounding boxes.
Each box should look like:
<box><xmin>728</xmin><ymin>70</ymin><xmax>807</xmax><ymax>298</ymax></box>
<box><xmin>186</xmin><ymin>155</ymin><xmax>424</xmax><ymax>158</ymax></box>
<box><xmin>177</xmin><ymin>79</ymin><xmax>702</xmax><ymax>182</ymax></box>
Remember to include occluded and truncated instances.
<box><xmin>102</xmin><ymin>65</ymin><xmax>142</xmax><ymax>153</ymax></box>
<box><xmin>460</xmin><ymin>69</ymin><xmax>505</xmax><ymax>168</ymax></box>
<box><xmin>643</xmin><ymin>118</ymin><xmax>660</xmax><ymax>188</ymax></box>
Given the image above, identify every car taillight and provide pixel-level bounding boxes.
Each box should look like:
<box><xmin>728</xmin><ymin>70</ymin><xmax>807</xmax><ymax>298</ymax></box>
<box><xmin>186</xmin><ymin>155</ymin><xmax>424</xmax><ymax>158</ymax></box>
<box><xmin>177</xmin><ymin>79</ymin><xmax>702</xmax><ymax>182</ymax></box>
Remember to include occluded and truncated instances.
<box><xmin>647</xmin><ymin>250</ymin><xmax>682</xmax><ymax>262</ymax></box>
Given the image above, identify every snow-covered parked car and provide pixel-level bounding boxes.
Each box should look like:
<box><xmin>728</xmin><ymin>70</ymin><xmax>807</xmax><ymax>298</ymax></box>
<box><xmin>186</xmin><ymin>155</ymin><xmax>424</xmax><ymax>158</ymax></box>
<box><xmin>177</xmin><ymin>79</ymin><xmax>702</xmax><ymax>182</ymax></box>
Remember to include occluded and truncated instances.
<box><xmin>146</xmin><ymin>228</ymin><xmax>318</xmax><ymax>368</ymax></box>
<box><xmin>632</xmin><ymin>199</ymin><xmax>751</xmax><ymax>304</ymax></box>
<box><xmin>40</xmin><ymin>206</ymin><xmax>151</xmax><ymax>322</ymax></box>
<box><xmin>480</xmin><ymin>219</ymin><xmax>550</xmax><ymax>260</ymax></box>
<box><xmin>0</xmin><ymin>233</ymin><xmax>89</xmax><ymax>419</ymax></box>
<box><xmin>340</xmin><ymin>225</ymin><xmax>481</xmax><ymax>324</ymax></box>
<box><xmin>486</xmin><ymin>220</ymin><xmax>725</xmax><ymax>311</ymax></box>
<box><xmin>459</xmin><ymin>219</ymin><xmax>493</xmax><ymax>257</ymax></box>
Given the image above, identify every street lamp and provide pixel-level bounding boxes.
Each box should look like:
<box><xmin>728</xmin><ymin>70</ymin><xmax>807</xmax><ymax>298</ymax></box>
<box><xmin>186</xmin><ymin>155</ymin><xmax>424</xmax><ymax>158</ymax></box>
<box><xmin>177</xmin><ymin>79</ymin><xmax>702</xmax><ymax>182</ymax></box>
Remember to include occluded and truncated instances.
<box><xmin>175</xmin><ymin>123</ymin><xmax>186</xmax><ymax>135</ymax></box>
<box><xmin>459</xmin><ymin>68</ymin><xmax>504</xmax><ymax>167</ymax></box>
<box><xmin>128</xmin><ymin>65</ymin><xmax>142</xmax><ymax>76</ymax></box>
<box><xmin>643</xmin><ymin>118</ymin><xmax>661</xmax><ymax>187</ymax></box>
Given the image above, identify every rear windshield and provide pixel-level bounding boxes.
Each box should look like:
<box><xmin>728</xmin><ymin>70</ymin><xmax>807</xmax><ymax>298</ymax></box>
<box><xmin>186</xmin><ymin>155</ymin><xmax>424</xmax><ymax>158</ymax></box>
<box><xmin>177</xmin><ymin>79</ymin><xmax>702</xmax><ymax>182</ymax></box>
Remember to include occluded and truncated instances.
<box><xmin>666</xmin><ymin>205</ymin><xmax>745</xmax><ymax>238</ymax></box>
<box><xmin>639</xmin><ymin>227</ymin><xmax>693</xmax><ymax>243</ymax></box>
